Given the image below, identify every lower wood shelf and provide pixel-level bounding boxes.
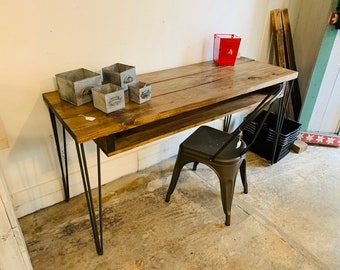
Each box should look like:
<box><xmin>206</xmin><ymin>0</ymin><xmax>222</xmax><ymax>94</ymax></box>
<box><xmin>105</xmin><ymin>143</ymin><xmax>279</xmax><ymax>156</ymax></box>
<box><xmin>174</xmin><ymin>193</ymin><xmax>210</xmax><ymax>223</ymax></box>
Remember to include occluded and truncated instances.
<box><xmin>95</xmin><ymin>89</ymin><xmax>269</xmax><ymax>156</ymax></box>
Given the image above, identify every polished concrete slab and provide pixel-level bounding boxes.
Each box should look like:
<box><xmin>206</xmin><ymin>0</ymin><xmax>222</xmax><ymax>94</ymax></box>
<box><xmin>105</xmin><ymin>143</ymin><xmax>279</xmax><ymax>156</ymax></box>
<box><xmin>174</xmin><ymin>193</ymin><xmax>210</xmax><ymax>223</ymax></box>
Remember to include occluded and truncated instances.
<box><xmin>19</xmin><ymin>145</ymin><xmax>340</xmax><ymax>269</ymax></box>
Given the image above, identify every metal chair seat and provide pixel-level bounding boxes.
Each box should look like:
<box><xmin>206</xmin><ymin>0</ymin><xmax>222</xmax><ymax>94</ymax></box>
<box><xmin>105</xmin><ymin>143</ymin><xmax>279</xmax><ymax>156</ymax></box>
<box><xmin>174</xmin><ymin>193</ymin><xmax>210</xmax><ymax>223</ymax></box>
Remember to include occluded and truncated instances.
<box><xmin>182</xmin><ymin>126</ymin><xmax>247</xmax><ymax>161</ymax></box>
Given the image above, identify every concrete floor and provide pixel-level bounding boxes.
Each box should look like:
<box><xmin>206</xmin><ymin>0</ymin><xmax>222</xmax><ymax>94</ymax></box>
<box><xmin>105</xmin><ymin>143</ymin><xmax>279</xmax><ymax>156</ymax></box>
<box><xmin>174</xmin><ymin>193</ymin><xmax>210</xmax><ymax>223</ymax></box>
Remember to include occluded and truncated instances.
<box><xmin>20</xmin><ymin>145</ymin><xmax>340</xmax><ymax>270</ymax></box>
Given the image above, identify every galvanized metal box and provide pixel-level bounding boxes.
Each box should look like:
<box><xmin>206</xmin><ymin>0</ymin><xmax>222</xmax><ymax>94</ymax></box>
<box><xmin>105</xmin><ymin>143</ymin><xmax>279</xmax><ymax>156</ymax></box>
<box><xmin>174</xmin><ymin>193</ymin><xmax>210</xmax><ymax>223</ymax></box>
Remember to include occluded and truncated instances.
<box><xmin>102</xmin><ymin>63</ymin><xmax>136</xmax><ymax>90</ymax></box>
<box><xmin>55</xmin><ymin>68</ymin><xmax>102</xmax><ymax>106</ymax></box>
<box><xmin>128</xmin><ymin>81</ymin><xmax>152</xmax><ymax>104</ymax></box>
<box><xmin>92</xmin><ymin>83</ymin><xmax>125</xmax><ymax>114</ymax></box>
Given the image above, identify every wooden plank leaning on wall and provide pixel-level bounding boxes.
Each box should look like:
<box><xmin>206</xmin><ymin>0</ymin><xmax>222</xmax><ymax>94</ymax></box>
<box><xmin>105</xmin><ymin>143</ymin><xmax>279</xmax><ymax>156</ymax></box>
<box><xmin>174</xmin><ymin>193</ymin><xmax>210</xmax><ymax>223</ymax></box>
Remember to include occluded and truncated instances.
<box><xmin>271</xmin><ymin>8</ymin><xmax>302</xmax><ymax>121</ymax></box>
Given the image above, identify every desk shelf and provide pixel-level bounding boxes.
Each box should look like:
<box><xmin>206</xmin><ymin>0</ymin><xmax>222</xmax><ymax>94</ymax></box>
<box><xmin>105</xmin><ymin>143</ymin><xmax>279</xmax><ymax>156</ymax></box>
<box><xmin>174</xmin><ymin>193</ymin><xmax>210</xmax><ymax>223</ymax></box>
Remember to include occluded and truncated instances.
<box><xmin>95</xmin><ymin>90</ymin><xmax>269</xmax><ymax>156</ymax></box>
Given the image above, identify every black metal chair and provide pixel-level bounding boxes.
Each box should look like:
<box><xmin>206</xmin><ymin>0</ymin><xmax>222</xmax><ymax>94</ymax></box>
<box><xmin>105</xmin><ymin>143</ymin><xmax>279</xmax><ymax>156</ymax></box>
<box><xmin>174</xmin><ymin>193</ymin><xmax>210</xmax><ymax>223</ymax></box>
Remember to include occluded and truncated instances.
<box><xmin>165</xmin><ymin>84</ymin><xmax>285</xmax><ymax>226</ymax></box>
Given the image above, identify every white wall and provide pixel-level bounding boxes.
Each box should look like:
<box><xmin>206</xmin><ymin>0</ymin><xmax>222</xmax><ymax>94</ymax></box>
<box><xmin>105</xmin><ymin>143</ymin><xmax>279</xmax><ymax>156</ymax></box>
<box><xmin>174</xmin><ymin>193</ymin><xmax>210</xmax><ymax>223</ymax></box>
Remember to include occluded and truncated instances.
<box><xmin>0</xmin><ymin>168</ymin><xmax>32</xmax><ymax>269</ymax></box>
<box><xmin>0</xmin><ymin>0</ymin><xmax>301</xmax><ymax>218</ymax></box>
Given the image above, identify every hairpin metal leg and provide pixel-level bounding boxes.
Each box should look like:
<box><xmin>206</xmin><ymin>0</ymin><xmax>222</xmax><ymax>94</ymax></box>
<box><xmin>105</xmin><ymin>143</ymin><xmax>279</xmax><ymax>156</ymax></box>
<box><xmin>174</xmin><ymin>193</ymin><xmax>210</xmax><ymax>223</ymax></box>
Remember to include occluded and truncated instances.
<box><xmin>75</xmin><ymin>143</ymin><xmax>103</xmax><ymax>255</ymax></box>
<box><xmin>271</xmin><ymin>81</ymin><xmax>291</xmax><ymax>165</ymax></box>
<box><xmin>223</xmin><ymin>115</ymin><xmax>232</xmax><ymax>132</ymax></box>
<box><xmin>48</xmin><ymin>108</ymin><xmax>70</xmax><ymax>201</ymax></box>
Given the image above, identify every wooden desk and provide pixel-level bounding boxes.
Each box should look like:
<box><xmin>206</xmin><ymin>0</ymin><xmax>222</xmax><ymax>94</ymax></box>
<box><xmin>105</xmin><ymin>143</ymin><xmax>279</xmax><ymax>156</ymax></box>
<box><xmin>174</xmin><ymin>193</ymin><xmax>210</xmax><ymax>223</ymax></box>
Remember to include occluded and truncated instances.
<box><xmin>43</xmin><ymin>57</ymin><xmax>298</xmax><ymax>254</ymax></box>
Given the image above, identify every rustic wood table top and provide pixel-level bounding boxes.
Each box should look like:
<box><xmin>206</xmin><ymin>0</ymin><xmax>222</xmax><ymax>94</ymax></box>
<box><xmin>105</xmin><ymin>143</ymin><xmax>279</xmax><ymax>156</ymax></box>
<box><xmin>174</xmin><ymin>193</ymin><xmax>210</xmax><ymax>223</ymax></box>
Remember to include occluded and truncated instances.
<box><xmin>43</xmin><ymin>57</ymin><xmax>298</xmax><ymax>156</ymax></box>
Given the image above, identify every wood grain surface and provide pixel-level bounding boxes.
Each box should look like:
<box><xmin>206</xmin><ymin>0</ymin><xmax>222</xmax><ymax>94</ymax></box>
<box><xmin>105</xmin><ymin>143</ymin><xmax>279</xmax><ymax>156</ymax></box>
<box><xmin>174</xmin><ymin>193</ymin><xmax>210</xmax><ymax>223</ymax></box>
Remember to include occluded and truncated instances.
<box><xmin>43</xmin><ymin>57</ymin><xmax>298</xmax><ymax>155</ymax></box>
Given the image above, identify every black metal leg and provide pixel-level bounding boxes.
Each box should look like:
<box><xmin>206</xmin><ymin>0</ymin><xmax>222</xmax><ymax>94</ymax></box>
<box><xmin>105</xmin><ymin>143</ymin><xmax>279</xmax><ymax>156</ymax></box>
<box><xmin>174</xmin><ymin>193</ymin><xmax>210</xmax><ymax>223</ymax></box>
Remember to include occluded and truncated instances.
<box><xmin>62</xmin><ymin>127</ymin><xmax>70</xmax><ymax>201</ymax></box>
<box><xmin>240</xmin><ymin>159</ymin><xmax>248</xmax><ymax>194</ymax></box>
<box><xmin>223</xmin><ymin>115</ymin><xmax>232</xmax><ymax>132</ymax></box>
<box><xmin>97</xmin><ymin>145</ymin><xmax>103</xmax><ymax>254</ymax></box>
<box><xmin>48</xmin><ymin>108</ymin><xmax>70</xmax><ymax>201</ymax></box>
<box><xmin>75</xmin><ymin>143</ymin><xmax>103</xmax><ymax>255</ymax></box>
<box><xmin>271</xmin><ymin>82</ymin><xmax>290</xmax><ymax>165</ymax></box>
<box><xmin>271</xmin><ymin>96</ymin><xmax>283</xmax><ymax>164</ymax></box>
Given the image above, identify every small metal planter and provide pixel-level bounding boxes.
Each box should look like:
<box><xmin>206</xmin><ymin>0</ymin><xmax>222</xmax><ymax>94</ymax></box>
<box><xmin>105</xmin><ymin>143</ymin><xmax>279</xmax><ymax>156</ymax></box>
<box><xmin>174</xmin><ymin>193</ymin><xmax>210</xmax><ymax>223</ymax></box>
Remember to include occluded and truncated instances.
<box><xmin>55</xmin><ymin>68</ymin><xmax>101</xmax><ymax>106</ymax></box>
<box><xmin>92</xmin><ymin>83</ymin><xmax>125</xmax><ymax>113</ymax></box>
<box><xmin>128</xmin><ymin>81</ymin><xmax>152</xmax><ymax>104</ymax></box>
<box><xmin>102</xmin><ymin>63</ymin><xmax>136</xmax><ymax>90</ymax></box>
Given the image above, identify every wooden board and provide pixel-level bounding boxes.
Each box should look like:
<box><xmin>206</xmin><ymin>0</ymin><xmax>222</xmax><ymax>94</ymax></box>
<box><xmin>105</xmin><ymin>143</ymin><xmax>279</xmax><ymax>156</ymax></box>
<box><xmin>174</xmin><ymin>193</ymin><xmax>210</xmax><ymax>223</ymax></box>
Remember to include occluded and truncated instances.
<box><xmin>281</xmin><ymin>8</ymin><xmax>302</xmax><ymax>120</ymax></box>
<box><xmin>271</xmin><ymin>9</ymin><xmax>287</xmax><ymax>68</ymax></box>
<box><xmin>271</xmin><ymin>9</ymin><xmax>293</xmax><ymax>119</ymax></box>
<box><xmin>281</xmin><ymin>9</ymin><xmax>296</xmax><ymax>70</ymax></box>
<box><xmin>271</xmin><ymin>9</ymin><xmax>303</xmax><ymax>121</ymax></box>
<box><xmin>95</xmin><ymin>90</ymin><xmax>270</xmax><ymax>156</ymax></box>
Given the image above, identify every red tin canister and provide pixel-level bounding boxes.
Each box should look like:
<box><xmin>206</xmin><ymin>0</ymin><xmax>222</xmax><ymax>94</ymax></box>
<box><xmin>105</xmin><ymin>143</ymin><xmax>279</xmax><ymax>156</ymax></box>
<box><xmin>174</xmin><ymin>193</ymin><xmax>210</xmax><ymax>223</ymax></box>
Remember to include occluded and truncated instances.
<box><xmin>213</xmin><ymin>34</ymin><xmax>241</xmax><ymax>66</ymax></box>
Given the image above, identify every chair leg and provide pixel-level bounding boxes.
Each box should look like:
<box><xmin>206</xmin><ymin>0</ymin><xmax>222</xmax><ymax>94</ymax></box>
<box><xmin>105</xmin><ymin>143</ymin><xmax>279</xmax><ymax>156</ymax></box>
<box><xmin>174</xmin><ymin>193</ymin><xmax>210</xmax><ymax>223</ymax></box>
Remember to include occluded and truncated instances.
<box><xmin>240</xmin><ymin>159</ymin><xmax>248</xmax><ymax>194</ymax></box>
<box><xmin>192</xmin><ymin>162</ymin><xmax>199</xmax><ymax>171</ymax></box>
<box><xmin>219</xmin><ymin>176</ymin><xmax>236</xmax><ymax>226</ymax></box>
<box><xmin>165</xmin><ymin>155</ymin><xmax>188</xmax><ymax>202</ymax></box>
<box><xmin>214</xmin><ymin>161</ymin><xmax>241</xmax><ymax>226</ymax></box>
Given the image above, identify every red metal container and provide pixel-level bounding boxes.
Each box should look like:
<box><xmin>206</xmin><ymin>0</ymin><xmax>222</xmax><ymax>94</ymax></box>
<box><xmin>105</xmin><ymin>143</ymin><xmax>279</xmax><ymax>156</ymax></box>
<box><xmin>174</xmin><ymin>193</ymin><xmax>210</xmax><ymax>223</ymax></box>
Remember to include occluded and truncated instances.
<box><xmin>213</xmin><ymin>34</ymin><xmax>241</xmax><ymax>66</ymax></box>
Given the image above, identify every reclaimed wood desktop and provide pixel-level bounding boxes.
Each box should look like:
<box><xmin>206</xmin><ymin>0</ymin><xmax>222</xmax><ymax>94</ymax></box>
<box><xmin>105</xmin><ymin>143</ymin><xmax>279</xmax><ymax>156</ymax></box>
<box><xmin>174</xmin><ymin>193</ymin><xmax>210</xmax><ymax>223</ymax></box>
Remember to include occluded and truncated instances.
<box><xmin>43</xmin><ymin>57</ymin><xmax>298</xmax><ymax>254</ymax></box>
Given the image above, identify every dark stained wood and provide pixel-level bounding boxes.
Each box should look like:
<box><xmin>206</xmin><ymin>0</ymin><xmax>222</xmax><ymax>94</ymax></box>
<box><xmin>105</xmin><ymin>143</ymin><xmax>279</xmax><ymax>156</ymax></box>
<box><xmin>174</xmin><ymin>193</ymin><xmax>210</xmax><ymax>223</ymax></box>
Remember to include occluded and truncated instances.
<box><xmin>270</xmin><ymin>8</ymin><xmax>302</xmax><ymax>120</ymax></box>
<box><xmin>43</xmin><ymin>58</ymin><xmax>298</xmax><ymax>155</ymax></box>
<box><xmin>281</xmin><ymin>9</ymin><xmax>296</xmax><ymax>70</ymax></box>
<box><xmin>281</xmin><ymin>8</ymin><xmax>302</xmax><ymax>120</ymax></box>
<box><xmin>136</xmin><ymin>57</ymin><xmax>253</xmax><ymax>85</ymax></box>
<box><xmin>95</xmin><ymin>89</ymin><xmax>271</xmax><ymax>156</ymax></box>
<box><xmin>271</xmin><ymin>9</ymin><xmax>292</xmax><ymax>119</ymax></box>
<box><xmin>271</xmin><ymin>9</ymin><xmax>287</xmax><ymax>68</ymax></box>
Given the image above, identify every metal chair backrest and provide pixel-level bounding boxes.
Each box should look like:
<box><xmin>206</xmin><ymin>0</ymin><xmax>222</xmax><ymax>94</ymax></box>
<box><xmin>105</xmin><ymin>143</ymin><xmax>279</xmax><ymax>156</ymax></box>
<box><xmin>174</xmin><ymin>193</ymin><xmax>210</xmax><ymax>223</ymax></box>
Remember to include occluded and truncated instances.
<box><xmin>209</xmin><ymin>83</ymin><xmax>285</xmax><ymax>161</ymax></box>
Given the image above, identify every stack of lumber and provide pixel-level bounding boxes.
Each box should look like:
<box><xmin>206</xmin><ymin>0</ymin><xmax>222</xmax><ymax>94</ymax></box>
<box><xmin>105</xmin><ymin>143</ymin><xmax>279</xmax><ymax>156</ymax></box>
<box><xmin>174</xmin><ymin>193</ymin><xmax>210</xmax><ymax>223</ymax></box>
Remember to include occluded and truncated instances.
<box><xmin>271</xmin><ymin>9</ymin><xmax>302</xmax><ymax>121</ymax></box>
